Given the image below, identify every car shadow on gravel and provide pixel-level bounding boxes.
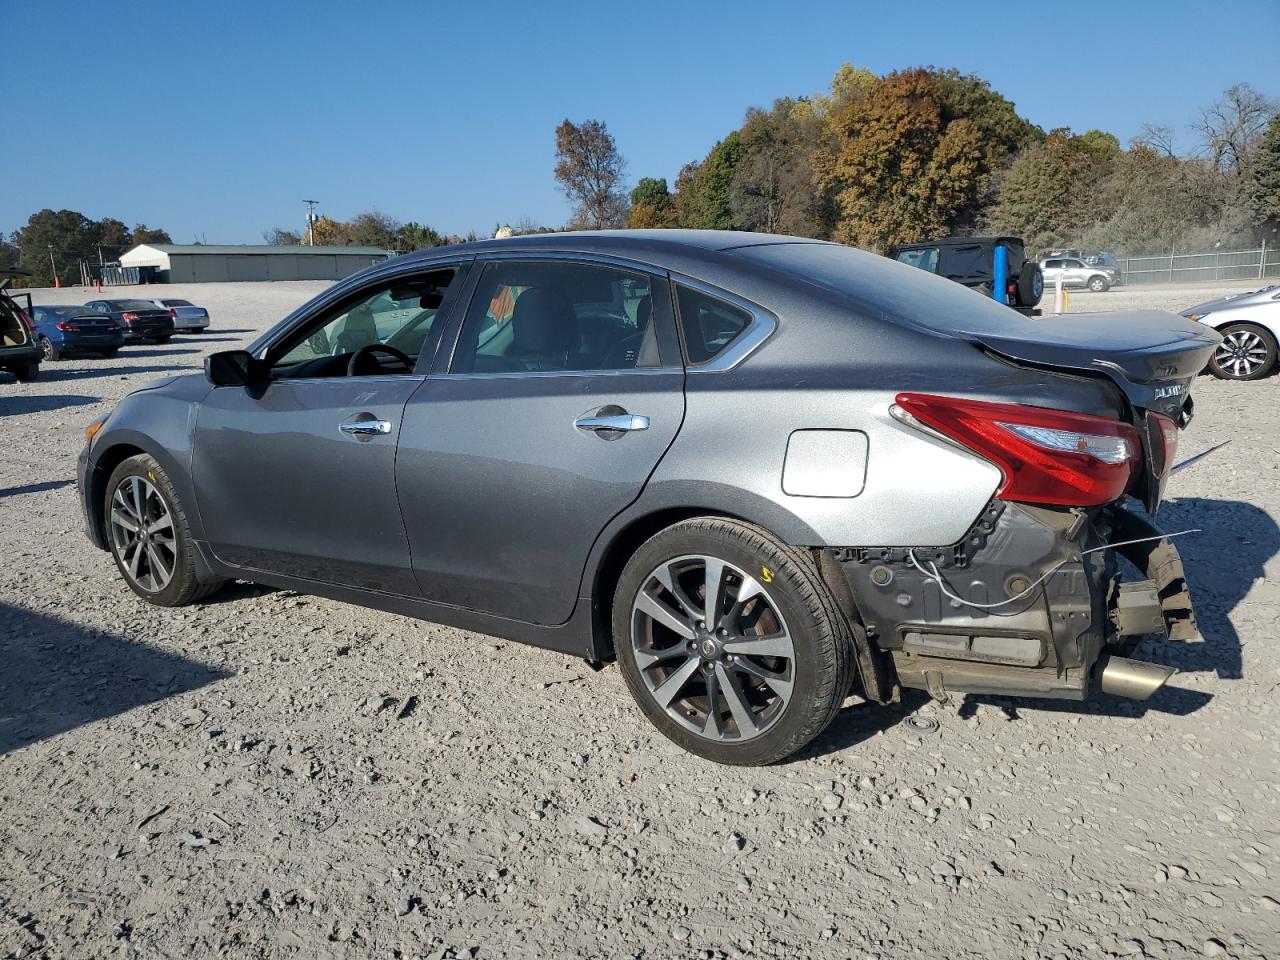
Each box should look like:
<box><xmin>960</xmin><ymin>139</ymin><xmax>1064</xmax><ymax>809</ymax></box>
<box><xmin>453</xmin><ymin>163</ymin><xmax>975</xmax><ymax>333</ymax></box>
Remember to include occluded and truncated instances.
<box><xmin>33</xmin><ymin>364</ymin><xmax>191</xmax><ymax>383</ymax></box>
<box><xmin>116</xmin><ymin>347</ymin><xmax>202</xmax><ymax>358</ymax></box>
<box><xmin>0</xmin><ymin>394</ymin><xmax>101</xmax><ymax>416</ymax></box>
<box><xmin>0</xmin><ymin>601</ymin><xmax>229</xmax><ymax>756</ymax></box>
<box><xmin>0</xmin><ymin>478</ymin><xmax>74</xmax><ymax>498</ymax></box>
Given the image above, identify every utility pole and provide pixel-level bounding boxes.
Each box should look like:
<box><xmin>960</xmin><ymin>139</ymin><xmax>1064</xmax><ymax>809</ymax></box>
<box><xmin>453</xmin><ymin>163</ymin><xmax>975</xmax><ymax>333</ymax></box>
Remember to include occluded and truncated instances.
<box><xmin>47</xmin><ymin>244</ymin><xmax>58</xmax><ymax>287</ymax></box>
<box><xmin>303</xmin><ymin>200</ymin><xmax>319</xmax><ymax>246</ymax></box>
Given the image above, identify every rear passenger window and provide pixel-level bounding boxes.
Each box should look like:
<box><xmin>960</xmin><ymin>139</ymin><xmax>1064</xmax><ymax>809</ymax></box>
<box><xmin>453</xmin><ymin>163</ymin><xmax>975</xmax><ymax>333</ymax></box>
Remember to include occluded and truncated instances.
<box><xmin>451</xmin><ymin>261</ymin><xmax>657</xmax><ymax>373</ymax></box>
<box><xmin>675</xmin><ymin>285</ymin><xmax>752</xmax><ymax>365</ymax></box>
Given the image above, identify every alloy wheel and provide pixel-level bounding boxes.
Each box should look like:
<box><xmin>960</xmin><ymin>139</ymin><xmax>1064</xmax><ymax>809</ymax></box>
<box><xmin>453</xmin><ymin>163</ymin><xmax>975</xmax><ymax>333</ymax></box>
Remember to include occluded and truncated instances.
<box><xmin>109</xmin><ymin>476</ymin><xmax>177</xmax><ymax>592</ymax></box>
<box><xmin>1214</xmin><ymin>330</ymin><xmax>1269</xmax><ymax>378</ymax></box>
<box><xmin>630</xmin><ymin>554</ymin><xmax>794</xmax><ymax>742</ymax></box>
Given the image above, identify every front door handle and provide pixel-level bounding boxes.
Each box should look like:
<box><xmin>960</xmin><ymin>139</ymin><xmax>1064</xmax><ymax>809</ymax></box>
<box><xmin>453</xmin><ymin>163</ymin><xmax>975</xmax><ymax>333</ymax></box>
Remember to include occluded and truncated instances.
<box><xmin>339</xmin><ymin>418</ymin><xmax>393</xmax><ymax>439</ymax></box>
<box><xmin>575</xmin><ymin>412</ymin><xmax>650</xmax><ymax>433</ymax></box>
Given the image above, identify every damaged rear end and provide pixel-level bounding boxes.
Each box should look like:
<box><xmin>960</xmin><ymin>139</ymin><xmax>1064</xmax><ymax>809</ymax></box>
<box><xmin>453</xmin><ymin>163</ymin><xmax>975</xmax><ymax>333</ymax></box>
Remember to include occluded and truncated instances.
<box><xmin>843</xmin><ymin>311</ymin><xmax>1219</xmax><ymax>705</ymax></box>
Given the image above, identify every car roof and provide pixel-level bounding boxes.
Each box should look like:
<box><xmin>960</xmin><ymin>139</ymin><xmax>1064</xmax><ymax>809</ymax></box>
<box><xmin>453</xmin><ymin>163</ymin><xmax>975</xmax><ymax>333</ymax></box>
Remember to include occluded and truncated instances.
<box><xmin>891</xmin><ymin>236</ymin><xmax>1025</xmax><ymax>250</ymax></box>
<box><xmin>393</xmin><ymin>229</ymin><xmax>829</xmax><ymax>271</ymax></box>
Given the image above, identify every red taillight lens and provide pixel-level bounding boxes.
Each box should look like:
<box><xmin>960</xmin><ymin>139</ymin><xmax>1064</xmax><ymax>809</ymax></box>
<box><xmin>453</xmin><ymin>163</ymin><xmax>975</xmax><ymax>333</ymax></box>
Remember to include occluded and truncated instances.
<box><xmin>894</xmin><ymin>393</ymin><xmax>1142</xmax><ymax>507</ymax></box>
<box><xmin>1147</xmin><ymin>412</ymin><xmax>1178</xmax><ymax>479</ymax></box>
<box><xmin>17</xmin><ymin>308</ymin><xmax>34</xmax><ymax>333</ymax></box>
<box><xmin>121</xmin><ymin>311</ymin><xmax>138</xmax><ymax>322</ymax></box>
<box><xmin>167</xmin><ymin>308</ymin><xmax>177</xmax><ymax>319</ymax></box>
<box><xmin>55</xmin><ymin>321</ymin><xmax>75</xmax><ymax>331</ymax></box>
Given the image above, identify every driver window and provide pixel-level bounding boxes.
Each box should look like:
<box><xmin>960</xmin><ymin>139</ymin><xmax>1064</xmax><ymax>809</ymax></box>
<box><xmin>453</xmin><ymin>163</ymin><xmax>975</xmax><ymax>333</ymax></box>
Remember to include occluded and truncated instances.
<box><xmin>272</xmin><ymin>268</ymin><xmax>455</xmax><ymax>377</ymax></box>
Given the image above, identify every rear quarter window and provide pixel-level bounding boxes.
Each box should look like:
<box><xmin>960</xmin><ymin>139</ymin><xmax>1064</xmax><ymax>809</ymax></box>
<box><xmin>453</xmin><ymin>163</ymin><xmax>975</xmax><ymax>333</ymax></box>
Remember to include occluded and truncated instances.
<box><xmin>675</xmin><ymin>286</ymin><xmax>752</xmax><ymax>365</ymax></box>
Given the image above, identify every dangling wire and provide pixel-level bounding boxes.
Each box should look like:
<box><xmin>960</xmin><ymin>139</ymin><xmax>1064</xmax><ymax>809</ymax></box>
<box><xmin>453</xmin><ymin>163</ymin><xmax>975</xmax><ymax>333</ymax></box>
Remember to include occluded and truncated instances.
<box><xmin>905</xmin><ymin>529</ymin><xmax>1201</xmax><ymax>612</ymax></box>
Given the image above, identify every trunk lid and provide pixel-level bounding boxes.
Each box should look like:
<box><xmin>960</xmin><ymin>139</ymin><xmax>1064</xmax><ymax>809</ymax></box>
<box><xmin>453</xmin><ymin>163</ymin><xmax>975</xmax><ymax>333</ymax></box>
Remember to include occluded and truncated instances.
<box><xmin>971</xmin><ymin>311</ymin><xmax>1219</xmax><ymax>419</ymax></box>
<box><xmin>966</xmin><ymin>311</ymin><xmax>1221</xmax><ymax>513</ymax></box>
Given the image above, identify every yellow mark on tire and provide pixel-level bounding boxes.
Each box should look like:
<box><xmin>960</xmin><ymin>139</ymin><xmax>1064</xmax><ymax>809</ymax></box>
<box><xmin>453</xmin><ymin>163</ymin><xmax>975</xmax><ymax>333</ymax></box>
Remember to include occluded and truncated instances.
<box><xmin>147</xmin><ymin>470</ymin><xmax>156</xmax><ymax>482</ymax></box>
<box><xmin>760</xmin><ymin>566</ymin><xmax>774</xmax><ymax>583</ymax></box>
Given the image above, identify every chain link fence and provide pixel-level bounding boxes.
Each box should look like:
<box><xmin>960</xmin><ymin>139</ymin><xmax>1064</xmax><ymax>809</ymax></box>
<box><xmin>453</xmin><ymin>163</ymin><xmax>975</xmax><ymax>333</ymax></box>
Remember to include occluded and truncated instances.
<box><xmin>1117</xmin><ymin>243</ymin><xmax>1280</xmax><ymax>285</ymax></box>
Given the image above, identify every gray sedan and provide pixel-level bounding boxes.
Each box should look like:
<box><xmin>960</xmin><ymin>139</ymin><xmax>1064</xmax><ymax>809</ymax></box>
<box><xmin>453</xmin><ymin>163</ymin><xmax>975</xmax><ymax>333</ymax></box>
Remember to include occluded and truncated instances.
<box><xmin>77</xmin><ymin>231</ymin><xmax>1217</xmax><ymax>764</ymax></box>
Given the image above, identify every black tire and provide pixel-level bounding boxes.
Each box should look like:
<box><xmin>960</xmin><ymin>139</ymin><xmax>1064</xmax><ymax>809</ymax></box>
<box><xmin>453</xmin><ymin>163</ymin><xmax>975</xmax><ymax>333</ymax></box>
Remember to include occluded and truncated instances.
<box><xmin>613</xmin><ymin>517</ymin><xmax>856</xmax><ymax>765</ymax></box>
<box><xmin>13</xmin><ymin>362</ymin><xmax>38</xmax><ymax>382</ymax></box>
<box><xmin>101</xmin><ymin>348</ymin><xmax>119</xmax><ymax>359</ymax></box>
<box><xmin>1088</xmin><ymin>275</ymin><xmax>1110</xmax><ymax>292</ymax></box>
<box><xmin>1016</xmin><ymin>263</ymin><xmax>1043</xmax><ymax>307</ymax></box>
<box><xmin>1208</xmin><ymin>323</ymin><xmax>1278</xmax><ymax>381</ymax></box>
<box><xmin>104</xmin><ymin>453</ymin><xmax>226</xmax><ymax>606</ymax></box>
<box><xmin>155</xmin><ymin>336</ymin><xmax>172</xmax><ymax>344</ymax></box>
<box><xmin>39</xmin><ymin>337</ymin><xmax>61</xmax><ymax>362</ymax></box>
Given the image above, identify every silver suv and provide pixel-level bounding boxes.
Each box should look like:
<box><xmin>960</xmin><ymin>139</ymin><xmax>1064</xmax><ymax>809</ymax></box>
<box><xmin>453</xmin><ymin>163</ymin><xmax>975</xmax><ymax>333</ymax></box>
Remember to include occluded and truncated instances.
<box><xmin>1040</xmin><ymin>255</ymin><xmax>1117</xmax><ymax>292</ymax></box>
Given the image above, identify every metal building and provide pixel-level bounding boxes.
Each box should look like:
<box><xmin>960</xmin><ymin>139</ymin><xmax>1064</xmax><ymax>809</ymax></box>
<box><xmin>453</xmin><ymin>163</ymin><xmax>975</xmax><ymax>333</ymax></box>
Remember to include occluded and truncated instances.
<box><xmin>117</xmin><ymin>244</ymin><xmax>393</xmax><ymax>283</ymax></box>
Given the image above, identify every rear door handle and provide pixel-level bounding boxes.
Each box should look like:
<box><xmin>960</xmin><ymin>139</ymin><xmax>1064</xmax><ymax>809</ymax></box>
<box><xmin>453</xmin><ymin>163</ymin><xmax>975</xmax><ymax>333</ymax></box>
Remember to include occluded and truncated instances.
<box><xmin>574</xmin><ymin>413</ymin><xmax>650</xmax><ymax>433</ymax></box>
<box><xmin>339</xmin><ymin>418</ymin><xmax>393</xmax><ymax>439</ymax></box>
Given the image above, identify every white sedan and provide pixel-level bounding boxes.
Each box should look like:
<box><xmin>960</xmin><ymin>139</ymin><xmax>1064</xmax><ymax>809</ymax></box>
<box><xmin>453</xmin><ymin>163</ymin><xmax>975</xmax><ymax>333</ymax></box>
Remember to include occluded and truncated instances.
<box><xmin>1182</xmin><ymin>284</ymin><xmax>1280</xmax><ymax>380</ymax></box>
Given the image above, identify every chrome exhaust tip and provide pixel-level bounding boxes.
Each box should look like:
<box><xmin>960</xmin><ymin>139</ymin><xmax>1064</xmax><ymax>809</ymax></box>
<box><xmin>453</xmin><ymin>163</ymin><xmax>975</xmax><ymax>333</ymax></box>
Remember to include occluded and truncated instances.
<box><xmin>1096</xmin><ymin>655</ymin><xmax>1177</xmax><ymax>701</ymax></box>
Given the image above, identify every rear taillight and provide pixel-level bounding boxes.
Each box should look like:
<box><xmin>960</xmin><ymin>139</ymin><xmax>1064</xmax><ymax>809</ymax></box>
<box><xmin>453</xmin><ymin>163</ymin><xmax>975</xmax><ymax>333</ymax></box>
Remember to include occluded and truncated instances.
<box><xmin>894</xmin><ymin>393</ymin><xmax>1141</xmax><ymax>507</ymax></box>
<box><xmin>167</xmin><ymin>308</ymin><xmax>177</xmax><ymax>319</ymax></box>
<box><xmin>1147</xmin><ymin>412</ymin><xmax>1178</xmax><ymax>479</ymax></box>
<box><xmin>55</xmin><ymin>321</ymin><xmax>75</xmax><ymax>332</ymax></box>
<box><xmin>17</xmin><ymin>308</ymin><xmax>34</xmax><ymax>333</ymax></box>
<box><xmin>121</xmin><ymin>311</ymin><xmax>138</xmax><ymax>322</ymax></box>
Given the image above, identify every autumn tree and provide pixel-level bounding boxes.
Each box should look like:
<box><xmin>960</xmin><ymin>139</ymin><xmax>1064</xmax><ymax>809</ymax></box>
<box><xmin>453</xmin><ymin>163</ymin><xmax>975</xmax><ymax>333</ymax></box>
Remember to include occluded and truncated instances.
<box><xmin>132</xmin><ymin>224</ymin><xmax>171</xmax><ymax>245</ymax></box>
<box><xmin>985</xmin><ymin>129</ymin><xmax>1121</xmax><ymax>251</ymax></box>
<box><xmin>818</xmin><ymin>70</ymin><xmax>983</xmax><ymax>249</ymax></box>
<box><xmin>730</xmin><ymin>98</ymin><xmax>833</xmax><ymax>237</ymax></box>
<box><xmin>264</xmin><ymin>227</ymin><xmax>302</xmax><ymax>245</ymax></box>
<box><xmin>627</xmin><ymin>177</ymin><xmax>676</xmax><ymax>228</ymax></box>
<box><xmin>345</xmin><ymin>210</ymin><xmax>400</xmax><ymax>248</ymax></box>
<box><xmin>397</xmin><ymin>222</ymin><xmax>447</xmax><ymax>250</ymax></box>
<box><xmin>675</xmin><ymin>132</ymin><xmax>743</xmax><ymax>229</ymax></box>
<box><xmin>554</xmin><ymin>118</ymin><xmax>628</xmax><ymax>229</ymax></box>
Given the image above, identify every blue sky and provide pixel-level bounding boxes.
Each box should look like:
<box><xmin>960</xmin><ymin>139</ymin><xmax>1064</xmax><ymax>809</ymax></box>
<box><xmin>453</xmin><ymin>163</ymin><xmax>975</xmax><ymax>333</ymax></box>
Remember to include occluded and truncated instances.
<box><xmin>3</xmin><ymin>0</ymin><xmax>1276</xmax><ymax>243</ymax></box>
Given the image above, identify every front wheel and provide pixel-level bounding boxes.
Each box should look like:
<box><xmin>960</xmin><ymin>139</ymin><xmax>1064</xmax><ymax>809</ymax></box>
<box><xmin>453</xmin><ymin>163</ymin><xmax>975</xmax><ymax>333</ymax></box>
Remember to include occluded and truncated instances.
<box><xmin>613</xmin><ymin>517</ymin><xmax>855</xmax><ymax>765</ymax></box>
<box><xmin>105</xmin><ymin>454</ymin><xmax>226</xmax><ymax>606</ymax></box>
<box><xmin>1209</xmin><ymin>323</ymin><xmax>1278</xmax><ymax>380</ymax></box>
<box><xmin>1088</xmin><ymin>276</ymin><xmax>1110</xmax><ymax>292</ymax></box>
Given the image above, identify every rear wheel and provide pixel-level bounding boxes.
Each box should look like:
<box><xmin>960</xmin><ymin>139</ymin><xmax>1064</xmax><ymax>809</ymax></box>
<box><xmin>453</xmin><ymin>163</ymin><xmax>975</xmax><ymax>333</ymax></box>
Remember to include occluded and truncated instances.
<box><xmin>39</xmin><ymin>337</ymin><xmax>61</xmax><ymax>361</ymax></box>
<box><xmin>1209</xmin><ymin>323</ymin><xmax>1277</xmax><ymax>380</ymax></box>
<box><xmin>155</xmin><ymin>336</ymin><xmax>172</xmax><ymax>344</ymax></box>
<box><xmin>105</xmin><ymin>454</ymin><xmax>226</xmax><ymax>606</ymax></box>
<box><xmin>101</xmin><ymin>348</ymin><xmax>118</xmax><ymax>359</ymax></box>
<box><xmin>1088</xmin><ymin>275</ymin><xmax>1110</xmax><ymax>292</ymax></box>
<box><xmin>13</xmin><ymin>362</ymin><xmax>38</xmax><ymax>382</ymax></box>
<box><xmin>613</xmin><ymin>517</ymin><xmax>855</xmax><ymax>765</ymax></box>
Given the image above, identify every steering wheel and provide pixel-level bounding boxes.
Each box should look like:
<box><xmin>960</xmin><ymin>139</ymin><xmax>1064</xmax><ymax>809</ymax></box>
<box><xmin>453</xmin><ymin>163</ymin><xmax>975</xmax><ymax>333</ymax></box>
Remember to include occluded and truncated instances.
<box><xmin>347</xmin><ymin>343</ymin><xmax>414</xmax><ymax>377</ymax></box>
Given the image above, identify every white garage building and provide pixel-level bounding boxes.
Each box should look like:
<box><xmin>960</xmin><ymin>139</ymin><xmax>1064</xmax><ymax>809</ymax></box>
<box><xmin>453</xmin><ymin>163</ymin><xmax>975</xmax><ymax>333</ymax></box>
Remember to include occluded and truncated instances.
<box><xmin>118</xmin><ymin>244</ymin><xmax>393</xmax><ymax>283</ymax></box>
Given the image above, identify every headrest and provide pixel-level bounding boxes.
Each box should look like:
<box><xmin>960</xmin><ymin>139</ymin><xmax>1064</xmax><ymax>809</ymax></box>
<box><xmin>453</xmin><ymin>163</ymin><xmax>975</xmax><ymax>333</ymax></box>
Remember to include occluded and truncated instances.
<box><xmin>512</xmin><ymin>287</ymin><xmax>575</xmax><ymax>356</ymax></box>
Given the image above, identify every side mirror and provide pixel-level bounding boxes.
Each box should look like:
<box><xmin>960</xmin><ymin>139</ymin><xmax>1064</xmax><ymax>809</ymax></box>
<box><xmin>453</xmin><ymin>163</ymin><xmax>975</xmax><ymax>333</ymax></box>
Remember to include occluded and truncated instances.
<box><xmin>205</xmin><ymin>350</ymin><xmax>266</xmax><ymax>387</ymax></box>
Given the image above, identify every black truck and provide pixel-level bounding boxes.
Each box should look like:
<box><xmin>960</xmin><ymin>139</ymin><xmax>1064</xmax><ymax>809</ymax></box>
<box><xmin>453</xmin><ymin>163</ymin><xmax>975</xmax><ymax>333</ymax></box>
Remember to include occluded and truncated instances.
<box><xmin>887</xmin><ymin>236</ymin><xmax>1044</xmax><ymax>316</ymax></box>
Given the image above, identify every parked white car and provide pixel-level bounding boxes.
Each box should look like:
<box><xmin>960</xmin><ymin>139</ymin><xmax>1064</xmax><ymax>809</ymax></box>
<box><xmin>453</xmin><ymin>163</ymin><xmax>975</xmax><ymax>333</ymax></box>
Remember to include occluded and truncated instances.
<box><xmin>1039</xmin><ymin>256</ymin><xmax>1117</xmax><ymax>293</ymax></box>
<box><xmin>1181</xmin><ymin>284</ymin><xmax>1280</xmax><ymax>380</ymax></box>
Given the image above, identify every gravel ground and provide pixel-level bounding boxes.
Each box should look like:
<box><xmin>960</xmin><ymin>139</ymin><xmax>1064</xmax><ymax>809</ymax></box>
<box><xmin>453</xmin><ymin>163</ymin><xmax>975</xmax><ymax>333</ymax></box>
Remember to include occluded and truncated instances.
<box><xmin>1</xmin><ymin>278</ymin><xmax>1277</xmax><ymax>960</ymax></box>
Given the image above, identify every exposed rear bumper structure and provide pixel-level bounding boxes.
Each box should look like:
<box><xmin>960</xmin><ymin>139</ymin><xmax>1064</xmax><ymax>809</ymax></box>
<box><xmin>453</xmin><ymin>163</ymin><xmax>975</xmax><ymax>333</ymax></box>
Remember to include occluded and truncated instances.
<box><xmin>835</xmin><ymin>501</ymin><xmax>1195</xmax><ymax>704</ymax></box>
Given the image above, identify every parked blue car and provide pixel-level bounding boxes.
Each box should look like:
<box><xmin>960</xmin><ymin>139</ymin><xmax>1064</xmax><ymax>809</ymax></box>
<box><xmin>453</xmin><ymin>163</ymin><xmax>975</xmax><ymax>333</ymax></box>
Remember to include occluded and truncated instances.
<box><xmin>32</xmin><ymin>305</ymin><xmax>125</xmax><ymax>360</ymax></box>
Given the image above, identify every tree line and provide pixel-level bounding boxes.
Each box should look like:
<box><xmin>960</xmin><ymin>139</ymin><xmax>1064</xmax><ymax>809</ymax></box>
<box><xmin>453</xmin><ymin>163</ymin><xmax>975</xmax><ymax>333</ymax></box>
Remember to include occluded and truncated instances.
<box><xmin>555</xmin><ymin>65</ymin><xmax>1280</xmax><ymax>257</ymax></box>
<box><xmin>0</xmin><ymin>211</ymin><xmax>172</xmax><ymax>287</ymax></box>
